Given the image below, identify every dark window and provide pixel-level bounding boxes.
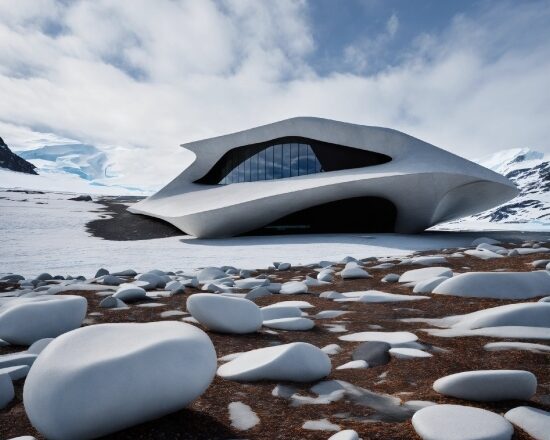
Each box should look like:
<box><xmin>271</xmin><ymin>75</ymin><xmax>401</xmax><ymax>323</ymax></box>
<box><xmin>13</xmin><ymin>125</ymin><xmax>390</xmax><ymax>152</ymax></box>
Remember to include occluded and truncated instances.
<box><xmin>195</xmin><ymin>136</ymin><xmax>391</xmax><ymax>185</ymax></box>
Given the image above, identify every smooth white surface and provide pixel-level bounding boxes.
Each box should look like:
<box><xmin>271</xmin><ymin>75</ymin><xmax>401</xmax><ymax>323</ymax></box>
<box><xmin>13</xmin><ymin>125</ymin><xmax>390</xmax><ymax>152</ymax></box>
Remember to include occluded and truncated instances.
<box><xmin>433</xmin><ymin>271</ymin><xmax>550</xmax><ymax>299</ymax></box>
<box><xmin>399</xmin><ymin>267</ymin><xmax>453</xmax><ymax>283</ymax></box>
<box><xmin>334</xmin><ymin>290</ymin><xmax>429</xmax><ymax>303</ymax></box>
<box><xmin>217</xmin><ymin>342</ymin><xmax>331</xmax><ymax>382</ymax></box>
<box><xmin>412</xmin><ymin>404</ymin><xmax>513</xmax><ymax>440</ymax></box>
<box><xmin>186</xmin><ymin>294</ymin><xmax>262</xmax><ymax>334</ymax></box>
<box><xmin>0</xmin><ymin>295</ymin><xmax>86</xmax><ymax>345</ymax></box>
<box><xmin>261</xmin><ymin>306</ymin><xmax>302</xmax><ymax>321</ymax></box>
<box><xmin>339</xmin><ymin>331</ymin><xmax>418</xmax><ymax>345</ymax></box>
<box><xmin>433</xmin><ymin>370</ymin><xmax>537</xmax><ymax>401</ymax></box>
<box><xmin>505</xmin><ymin>406</ymin><xmax>550</xmax><ymax>440</ymax></box>
<box><xmin>130</xmin><ymin>117</ymin><xmax>517</xmax><ymax>237</ymax></box>
<box><xmin>328</xmin><ymin>430</ymin><xmax>359</xmax><ymax>440</ymax></box>
<box><xmin>484</xmin><ymin>342</ymin><xmax>550</xmax><ymax>353</ymax></box>
<box><xmin>390</xmin><ymin>348</ymin><xmax>432</xmax><ymax>359</ymax></box>
<box><xmin>228</xmin><ymin>401</ymin><xmax>260</xmax><ymax>431</ymax></box>
<box><xmin>23</xmin><ymin>322</ymin><xmax>217</xmax><ymax>440</ymax></box>
<box><xmin>0</xmin><ymin>372</ymin><xmax>14</xmax><ymax>409</ymax></box>
<box><xmin>112</xmin><ymin>283</ymin><xmax>147</xmax><ymax>302</ymax></box>
<box><xmin>262</xmin><ymin>317</ymin><xmax>315</xmax><ymax>331</ymax></box>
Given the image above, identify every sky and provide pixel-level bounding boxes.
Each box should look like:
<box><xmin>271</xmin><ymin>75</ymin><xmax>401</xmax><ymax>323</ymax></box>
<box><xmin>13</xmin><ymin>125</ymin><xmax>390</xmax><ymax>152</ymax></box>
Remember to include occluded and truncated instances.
<box><xmin>0</xmin><ymin>0</ymin><xmax>549</xmax><ymax>190</ymax></box>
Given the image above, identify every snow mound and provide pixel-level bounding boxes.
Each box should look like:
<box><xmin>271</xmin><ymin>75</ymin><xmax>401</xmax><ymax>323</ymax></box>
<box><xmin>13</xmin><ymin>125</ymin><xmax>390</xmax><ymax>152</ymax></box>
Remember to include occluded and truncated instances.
<box><xmin>24</xmin><ymin>322</ymin><xmax>217</xmax><ymax>440</ymax></box>
<box><xmin>328</xmin><ymin>429</ymin><xmax>359</xmax><ymax>440</ymax></box>
<box><xmin>399</xmin><ymin>267</ymin><xmax>453</xmax><ymax>283</ymax></box>
<box><xmin>217</xmin><ymin>342</ymin><xmax>331</xmax><ymax>382</ymax></box>
<box><xmin>484</xmin><ymin>342</ymin><xmax>550</xmax><ymax>353</ymax></box>
<box><xmin>187</xmin><ymin>293</ymin><xmax>262</xmax><ymax>334</ymax></box>
<box><xmin>228</xmin><ymin>401</ymin><xmax>260</xmax><ymax>431</ymax></box>
<box><xmin>389</xmin><ymin>348</ymin><xmax>432</xmax><ymax>359</ymax></box>
<box><xmin>333</xmin><ymin>290</ymin><xmax>429</xmax><ymax>303</ymax></box>
<box><xmin>261</xmin><ymin>306</ymin><xmax>302</xmax><ymax>321</ymax></box>
<box><xmin>412</xmin><ymin>404</ymin><xmax>513</xmax><ymax>440</ymax></box>
<box><xmin>433</xmin><ymin>271</ymin><xmax>550</xmax><ymax>299</ymax></box>
<box><xmin>433</xmin><ymin>370</ymin><xmax>537</xmax><ymax>401</ymax></box>
<box><xmin>280</xmin><ymin>281</ymin><xmax>308</xmax><ymax>294</ymax></box>
<box><xmin>0</xmin><ymin>295</ymin><xmax>87</xmax><ymax>345</ymax></box>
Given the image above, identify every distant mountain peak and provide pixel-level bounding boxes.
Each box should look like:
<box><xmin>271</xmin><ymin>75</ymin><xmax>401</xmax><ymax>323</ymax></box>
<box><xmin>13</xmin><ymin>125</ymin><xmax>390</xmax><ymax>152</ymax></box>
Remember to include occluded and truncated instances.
<box><xmin>0</xmin><ymin>137</ymin><xmax>38</xmax><ymax>175</ymax></box>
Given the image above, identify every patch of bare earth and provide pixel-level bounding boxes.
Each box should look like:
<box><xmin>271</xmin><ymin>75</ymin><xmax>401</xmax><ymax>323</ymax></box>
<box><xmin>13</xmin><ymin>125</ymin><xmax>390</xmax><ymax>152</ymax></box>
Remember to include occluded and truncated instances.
<box><xmin>1</xmin><ymin>246</ymin><xmax>549</xmax><ymax>439</ymax></box>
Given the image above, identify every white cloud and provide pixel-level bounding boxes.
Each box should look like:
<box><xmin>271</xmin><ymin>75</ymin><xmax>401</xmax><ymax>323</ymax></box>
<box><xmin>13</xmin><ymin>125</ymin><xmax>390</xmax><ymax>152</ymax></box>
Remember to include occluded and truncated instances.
<box><xmin>0</xmin><ymin>0</ymin><xmax>548</xmax><ymax>190</ymax></box>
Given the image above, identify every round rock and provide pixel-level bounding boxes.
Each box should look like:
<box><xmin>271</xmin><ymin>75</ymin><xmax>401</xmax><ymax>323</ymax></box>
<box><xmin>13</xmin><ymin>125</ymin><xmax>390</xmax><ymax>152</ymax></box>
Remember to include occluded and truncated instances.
<box><xmin>24</xmin><ymin>322</ymin><xmax>217</xmax><ymax>440</ymax></box>
<box><xmin>412</xmin><ymin>404</ymin><xmax>513</xmax><ymax>440</ymax></box>
<box><xmin>217</xmin><ymin>342</ymin><xmax>331</xmax><ymax>382</ymax></box>
<box><xmin>352</xmin><ymin>341</ymin><xmax>391</xmax><ymax>366</ymax></box>
<box><xmin>187</xmin><ymin>293</ymin><xmax>262</xmax><ymax>334</ymax></box>
<box><xmin>112</xmin><ymin>284</ymin><xmax>147</xmax><ymax>302</ymax></box>
<box><xmin>433</xmin><ymin>370</ymin><xmax>537</xmax><ymax>401</ymax></box>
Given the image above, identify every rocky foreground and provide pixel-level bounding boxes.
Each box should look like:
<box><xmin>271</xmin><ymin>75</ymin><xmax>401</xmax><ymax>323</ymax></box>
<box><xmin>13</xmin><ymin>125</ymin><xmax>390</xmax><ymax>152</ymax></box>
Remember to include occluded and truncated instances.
<box><xmin>1</xmin><ymin>237</ymin><xmax>549</xmax><ymax>439</ymax></box>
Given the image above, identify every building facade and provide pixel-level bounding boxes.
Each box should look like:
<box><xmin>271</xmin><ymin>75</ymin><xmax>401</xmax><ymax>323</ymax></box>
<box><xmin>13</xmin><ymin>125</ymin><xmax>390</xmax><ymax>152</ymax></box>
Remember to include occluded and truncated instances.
<box><xmin>129</xmin><ymin>117</ymin><xmax>518</xmax><ymax>237</ymax></box>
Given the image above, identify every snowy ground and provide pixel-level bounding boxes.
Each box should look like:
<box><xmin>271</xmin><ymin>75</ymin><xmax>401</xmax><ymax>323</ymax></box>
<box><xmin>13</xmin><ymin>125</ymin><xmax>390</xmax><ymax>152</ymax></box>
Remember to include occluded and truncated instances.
<box><xmin>1</xmin><ymin>188</ymin><xmax>542</xmax><ymax>278</ymax></box>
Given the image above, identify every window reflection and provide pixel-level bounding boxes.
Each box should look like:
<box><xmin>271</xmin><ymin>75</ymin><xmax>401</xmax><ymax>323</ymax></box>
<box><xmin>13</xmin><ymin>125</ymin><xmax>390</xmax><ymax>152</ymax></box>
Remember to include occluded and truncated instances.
<box><xmin>218</xmin><ymin>142</ymin><xmax>322</xmax><ymax>184</ymax></box>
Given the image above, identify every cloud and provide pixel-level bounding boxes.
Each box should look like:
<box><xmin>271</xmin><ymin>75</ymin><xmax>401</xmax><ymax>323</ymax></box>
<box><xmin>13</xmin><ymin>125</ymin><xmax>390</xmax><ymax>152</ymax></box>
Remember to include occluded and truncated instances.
<box><xmin>0</xmin><ymin>0</ymin><xmax>548</xmax><ymax>190</ymax></box>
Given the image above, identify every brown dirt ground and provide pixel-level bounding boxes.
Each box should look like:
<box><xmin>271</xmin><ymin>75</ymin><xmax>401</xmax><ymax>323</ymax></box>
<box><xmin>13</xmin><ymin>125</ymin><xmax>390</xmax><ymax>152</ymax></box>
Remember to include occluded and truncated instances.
<box><xmin>1</xmin><ymin>246</ymin><xmax>549</xmax><ymax>439</ymax></box>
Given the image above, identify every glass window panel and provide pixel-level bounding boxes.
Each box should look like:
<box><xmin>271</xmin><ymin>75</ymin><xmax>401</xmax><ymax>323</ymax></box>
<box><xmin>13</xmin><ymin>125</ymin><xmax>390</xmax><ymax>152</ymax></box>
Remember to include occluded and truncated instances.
<box><xmin>258</xmin><ymin>149</ymin><xmax>265</xmax><ymax>180</ymax></box>
<box><xmin>282</xmin><ymin>144</ymin><xmax>291</xmax><ymax>178</ymax></box>
<box><xmin>299</xmin><ymin>143</ymin><xmax>308</xmax><ymax>175</ymax></box>
<box><xmin>273</xmin><ymin>144</ymin><xmax>282</xmax><ymax>179</ymax></box>
<box><xmin>250</xmin><ymin>152</ymin><xmax>258</xmax><ymax>181</ymax></box>
<box><xmin>265</xmin><ymin>146</ymin><xmax>274</xmax><ymax>180</ymax></box>
<box><xmin>291</xmin><ymin>143</ymin><xmax>299</xmax><ymax>177</ymax></box>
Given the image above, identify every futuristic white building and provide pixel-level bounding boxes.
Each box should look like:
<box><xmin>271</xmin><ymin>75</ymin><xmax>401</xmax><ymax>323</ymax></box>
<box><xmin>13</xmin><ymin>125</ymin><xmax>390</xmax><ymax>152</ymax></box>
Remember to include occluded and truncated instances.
<box><xmin>129</xmin><ymin>117</ymin><xmax>518</xmax><ymax>238</ymax></box>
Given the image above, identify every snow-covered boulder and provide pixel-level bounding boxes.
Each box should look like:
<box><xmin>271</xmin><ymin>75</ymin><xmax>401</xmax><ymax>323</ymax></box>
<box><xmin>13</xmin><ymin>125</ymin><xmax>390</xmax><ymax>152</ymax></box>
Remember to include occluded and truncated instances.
<box><xmin>399</xmin><ymin>267</ymin><xmax>452</xmax><ymax>283</ymax></box>
<box><xmin>317</xmin><ymin>269</ymin><xmax>334</xmax><ymax>282</ymax></box>
<box><xmin>24</xmin><ymin>322</ymin><xmax>217</xmax><ymax>440</ymax></box>
<box><xmin>433</xmin><ymin>271</ymin><xmax>550</xmax><ymax>299</ymax></box>
<box><xmin>465</xmin><ymin>248</ymin><xmax>505</xmax><ymax>259</ymax></box>
<box><xmin>197</xmin><ymin>267</ymin><xmax>226</xmax><ymax>283</ymax></box>
<box><xmin>382</xmin><ymin>273</ymin><xmax>400</xmax><ymax>283</ymax></box>
<box><xmin>217</xmin><ymin>342</ymin><xmax>331</xmax><ymax>382</ymax></box>
<box><xmin>434</xmin><ymin>370</ymin><xmax>537</xmax><ymax>401</ymax></box>
<box><xmin>409</xmin><ymin>256</ymin><xmax>448</xmax><ymax>266</ymax></box>
<box><xmin>0</xmin><ymin>295</ymin><xmax>87</xmax><ymax>345</ymax></box>
<box><xmin>99</xmin><ymin>296</ymin><xmax>128</xmax><ymax>309</ymax></box>
<box><xmin>234</xmin><ymin>278</ymin><xmax>269</xmax><ymax>290</ymax></box>
<box><xmin>187</xmin><ymin>293</ymin><xmax>262</xmax><ymax>334</ymax></box>
<box><xmin>412</xmin><ymin>276</ymin><xmax>448</xmax><ymax>294</ymax></box>
<box><xmin>245</xmin><ymin>286</ymin><xmax>272</xmax><ymax>300</ymax></box>
<box><xmin>412</xmin><ymin>404</ymin><xmax>513</xmax><ymax>440</ymax></box>
<box><xmin>340</xmin><ymin>266</ymin><xmax>371</xmax><ymax>279</ymax></box>
<box><xmin>263</xmin><ymin>317</ymin><xmax>314</xmax><ymax>331</ymax></box>
<box><xmin>101</xmin><ymin>275</ymin><xmax>124</xmax><ymax>286</ymax></box>
<box><xmin>505</xmin><ymin>406</ymin><xmax>549</xmax><ymax>440</ymax></box>
<box><xmin>280</xmin><ymin>281</ymin><xmax>308</xmax><ymax>294</ymax></box>
<box><xmin>135</xmin><ymin>273</ymin><xmax>163</xmax><ymax>290</ymax></box>
<box><xmin>112</xmin><ymin>283</ymin><xmax>147</xmax><ymax>302</ymax></box>
<box><xmin>390</xmin><ymin>348</ymin><xmax>432</xmax><ymax>359</ymax></box>
<box><xmin>472</xmin><ymin>237</ymin><xmax>501</xmax><ymax>246</ymax></box>
<box><xmin>328</xmin><ymin>430</ymin><xmax>359</xmax><ymax>440</ymax></box>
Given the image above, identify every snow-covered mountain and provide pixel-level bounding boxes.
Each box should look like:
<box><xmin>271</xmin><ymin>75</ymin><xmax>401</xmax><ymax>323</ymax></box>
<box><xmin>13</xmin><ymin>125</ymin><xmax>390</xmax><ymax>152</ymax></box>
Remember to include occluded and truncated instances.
<box><xmin>437</xmin><ymin>148</ymin><xmax>549</xmax><ymax>229</ymax></box>
<box><xmin>0</xmin><ymin>137</ymin><xmax>37</xmax><ymax>175</ymax></box>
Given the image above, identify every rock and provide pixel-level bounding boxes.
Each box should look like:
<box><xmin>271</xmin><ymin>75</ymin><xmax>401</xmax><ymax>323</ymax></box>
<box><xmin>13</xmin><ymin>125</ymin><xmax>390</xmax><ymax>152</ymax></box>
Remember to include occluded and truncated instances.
<box><xmin>280</xmin><ymin>281</ymin><xmax>308</xmax><ymax>294</ymax></box>
<box><xmin>262</xmin><ymin>317</ymin><xmax>315</xmax><ymax>331</ymax></box>
<box><xmin>410</xmin><ymin>256</ymin><xmax>448</xmax><ymax>265</ymax></box>
<box><xmin>389</xmin><ymin>348</ymin><xmax>432</xmax><ymax>359</ymax></box>
<box><xmin>412</xmin><ymin>404</ymin><xmax>513</xmax><ymax>440</ymax></box>
<box><xmin>24</xmin><ymin>322</ymin><xmax>217</xmax><ymax>440</ymax></box>
<box><xmin>111</xmin><ymin>269</ymin><xmax>137</xmax><ymax>277</ymax></box>
<box><xmin>197</xmin><ymin>267</ymin><xmax>226</xmax><ymax>283</ymax></box>
<box><xmin>352</xmin><ymin>341</ymin><xmax>391</xmax><ymax>366</ymax></box>
<box><xmin>504</xmin><ymin>406</ymin><xmax>550</xmax><ymax>440</ymax></box>
<box><xmin>94</xmin><ymin>268</ymin><xmax>109</xmax><ymax>278</ymax></box>
<box><xmin>0</xmin><ymin>372</ymin><xmax>14</xmax><ymax>409</ymax></box>
<box><xmin>532</xmin><ymin>259</ymin><xmax>550</xmax><ymax>268</ymax></box>
<box><xmin>465</xmin><ymin>248</ymin><xmax>505</xmax><ymax>260</ymax></box>
<box><xmin>245</xmin><ymin>286</ymin><xmax>272</xmax><ymax>300</ymax></box>
<box><xmin>35</xmin><ymin>273</ymin><xmax>53</xmax><ymax>281</ymax></box>
<box><xmin>433</xmin><ymin>370</ymin><xmax>537</xmax><ymax>401</ymax></box>
<box><xmin>433</xmin><ymin>271</ymin><xmax>550</xmax><ymax>299</ymax></box>
<box><xmin>99</xmin><ymin>296</ymin><xmax>128</xmax><ymax>309</ymax></box>
<box><xmin>304</xmin><ymin>275</ymin><xmax>330</xmax><ymax>286</ymax></box>
<box><xmin>166</xmin><ymin>280</ymin><xmax>184</xmax><ymax>293</ymax></box>
<box><xmin>321</xmin><ymin>344</ymin><xmax>342</xmax><ymax>355</ymax></box>
<box><xmin>112</xmin><ymin>284</ymin><xmax>147</xmax><ymax>302</ymax></box>
<box><xmin>340</xmin><ymin>267</ymin><xmax>371</xmax><ymax>279</ymax></box>
<box><xmin>317</xmin><ymin>269</ymin><xmax>333</xmax><ymax>282</ymax></box>
<box><xmin>412</xmin><ymin>276</ymin><xmax>449</xmax><ymax>294</ymax></box>
<box><xmin>217</xmin><ymin>342</ymin><xmax>331</xmax><ymax>382</ymax></box>
<box><xmin>277</xmin><ymin>263</ymin><xmax>291</xmax><ymax>271</ymax></box>
<box><xmin>26</xmin><ymin>338</ymin><xmax>54</xmax><ymax>355</ymax></box>
<box><xmin>339</xmin><ymin>331</ymin><xmax>418</xmax><ymax>345</ymax></box>
<box><xmin>399</xmin><ymin>267</ymin><xmax>452</xmax><ymax>283</ymax></box>
<box><xmin>0</xmin><ymin>295</ymin><xmax>87</xmax><ymax>345</ymax></box>
<box><xmin>334</xmin><ymin>290</ymin><xmax>429</xmax><ymax>303</ymax></box>
<box><xmin>1</xmin><ymin>274</ymin><xmax>24</xmax><ymax>282</ymax></box>
<box><xmin>336</xmin><ymin>360</ymin><xmax>368</xmax><ymax>369</ymax></box>
<box><xmin>136</xmin><ymin>273</ymin><xmax>164</xmax><ymax>290</ymax></box>
<box><xmin>472</xmin><ymin>237</ymin><xmax>501</xmax><ymax>246</ymax></box>
<box><xmin>69</xmin><ymin>195</ymin><xmax>92</xmax><ymax>201</ymax></box>
<box><xmin>101</xmin><ymin>275</ymin><xmax>124</xmax><ymax>286</ymax></box>
<box><xmin>262</xmin><ymin>300</ymin><xmax>313</xmax><ymax>309</ymax></box>
<box><xmin>328</xmin><ymin>429</ymin><xmax>359</xmax><ymax>440</ymax></box>
<box><xmin>234</xmin><ymin>278</ymin><xmax>269</xmax><ymax>289</ymax></box>
<box><xmin>187</xmin><ymin>293</ymin><xmax>262</xmax><ymax>334</ymax></box>
<box><xmin>0</xmin><ymin>352</ymin><xmax>37</xmax><ymax>369</ymax></box>
<box><xmin>0</xmin><ymin>365</ymin><xmax>30</xmax><ymax>380</ymax></box>
<box><xmin>508</xmin><ymin>249</ymin><xmax>519</xmax><ymax>256</ymax></box>
<box><xmin>261</xmin><ymin>306</ymin><xmax>302</xmax><ymax>321</ymax></box>
<box><xmin>382</xmin><ymin>273</ymin><xmax>400</xmax><ymax>283</ymax></box>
